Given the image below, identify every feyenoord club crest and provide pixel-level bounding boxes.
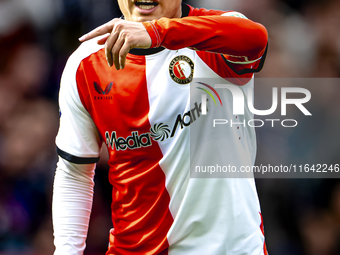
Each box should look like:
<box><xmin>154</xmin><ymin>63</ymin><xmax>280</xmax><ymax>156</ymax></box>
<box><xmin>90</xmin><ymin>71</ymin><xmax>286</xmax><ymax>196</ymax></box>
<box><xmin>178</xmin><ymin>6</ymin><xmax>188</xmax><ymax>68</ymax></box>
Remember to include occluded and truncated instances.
<box><xmin>169</xmin><ymin>55</ymin><xmax>194</xmax><ymax>84</ymax></box>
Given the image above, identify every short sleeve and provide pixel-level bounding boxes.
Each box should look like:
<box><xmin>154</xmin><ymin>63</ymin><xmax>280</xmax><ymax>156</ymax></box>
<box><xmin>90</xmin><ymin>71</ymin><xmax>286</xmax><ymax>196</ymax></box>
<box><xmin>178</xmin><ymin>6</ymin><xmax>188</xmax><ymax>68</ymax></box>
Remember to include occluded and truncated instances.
<box><xmin>56</xmin><ymin>45</ymin><xmax>102</xmax><ymax>164</ymax></box>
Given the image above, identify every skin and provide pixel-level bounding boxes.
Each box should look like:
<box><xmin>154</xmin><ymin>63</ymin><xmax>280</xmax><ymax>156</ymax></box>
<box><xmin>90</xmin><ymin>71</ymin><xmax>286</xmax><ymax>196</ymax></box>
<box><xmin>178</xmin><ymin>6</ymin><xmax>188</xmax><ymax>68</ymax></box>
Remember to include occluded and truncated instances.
<box><xmin>118</xmin><ymin>0</ymin><xmax>182</xmax><ymax>22</ymax></box>
<box><xmin>79</xmin><ymin>0</ymin><xmax>182</xmax><ymax>70</ymax></box>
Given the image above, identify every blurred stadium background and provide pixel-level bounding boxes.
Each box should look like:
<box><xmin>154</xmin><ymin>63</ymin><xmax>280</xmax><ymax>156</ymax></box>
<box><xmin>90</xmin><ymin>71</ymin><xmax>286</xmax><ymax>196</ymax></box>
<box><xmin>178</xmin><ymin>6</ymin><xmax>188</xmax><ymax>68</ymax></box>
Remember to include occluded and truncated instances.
<box><xmin>0</xmin><ymin>0</ymin><xmax>339</xmax><ymax>254</ymax></box>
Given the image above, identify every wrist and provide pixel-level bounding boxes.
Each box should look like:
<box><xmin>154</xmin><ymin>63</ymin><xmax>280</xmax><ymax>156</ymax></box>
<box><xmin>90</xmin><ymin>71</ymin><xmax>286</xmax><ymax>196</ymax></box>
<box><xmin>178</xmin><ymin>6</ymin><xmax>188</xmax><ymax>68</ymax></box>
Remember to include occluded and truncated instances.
<box><xmin>142</xmin><ymin>21</ymin><xmax>161</xmax><ymax>48</ymax></box>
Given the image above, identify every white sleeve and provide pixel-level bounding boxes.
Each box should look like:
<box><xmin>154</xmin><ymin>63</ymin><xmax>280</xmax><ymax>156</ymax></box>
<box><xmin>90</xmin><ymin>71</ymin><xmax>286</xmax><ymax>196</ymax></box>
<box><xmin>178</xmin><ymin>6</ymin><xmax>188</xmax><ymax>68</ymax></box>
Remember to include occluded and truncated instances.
<box><xmin>54</xmin><ymin>38</ymin><xmax>104</xmax><ymax>255</ymax></box>
<box><xmin>52</xmin><ymin>157</ymin><xmax>96</xmax><ymax>255</ymax></box>
<box><xmin>56</xmin><ymin>40</ymin><xmax>103</xmax><ymax>163</ymax></box>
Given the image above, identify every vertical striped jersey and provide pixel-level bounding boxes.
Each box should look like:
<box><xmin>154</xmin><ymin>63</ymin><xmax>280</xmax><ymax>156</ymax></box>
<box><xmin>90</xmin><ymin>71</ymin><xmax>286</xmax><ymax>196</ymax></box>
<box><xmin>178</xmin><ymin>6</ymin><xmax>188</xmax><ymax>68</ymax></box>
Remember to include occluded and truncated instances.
<box><xmin>56</xmin><ymin>4</ymin><xmax>268</xmax><ymax>255</ymax></box>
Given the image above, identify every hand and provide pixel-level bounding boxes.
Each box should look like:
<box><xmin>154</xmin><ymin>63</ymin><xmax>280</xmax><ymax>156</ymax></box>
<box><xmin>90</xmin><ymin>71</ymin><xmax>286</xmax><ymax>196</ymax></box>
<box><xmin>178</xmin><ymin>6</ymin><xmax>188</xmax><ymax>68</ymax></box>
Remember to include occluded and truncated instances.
<box><xmin>79</xmin><ymin>19</ymin><xmax>152</xmax><ymax>70</ymax></box>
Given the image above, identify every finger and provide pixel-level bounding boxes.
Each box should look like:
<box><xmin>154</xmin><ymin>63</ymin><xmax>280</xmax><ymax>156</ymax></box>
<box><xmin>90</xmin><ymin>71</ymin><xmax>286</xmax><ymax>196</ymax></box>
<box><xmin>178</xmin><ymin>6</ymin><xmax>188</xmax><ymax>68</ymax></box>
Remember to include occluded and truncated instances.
<box><xmin>105</xmin><ymin>47</ymin><xmax>112</xmax><ymax>68</ymax></box>
<box><xmin>105</xmin><ymin>30</ymin><xmax>120</xmax><ymax>67</ymax></box>
<box><xmin>111</xmin><ymin>34</ymin><xmax>125</xmax><ymax>70</ymax></box>
<box><xmin>79</xmin><ymin>19</ymin><xmax>120</xmax><ymax>42</ymax></box>
<box><xmin>119</xmin><ymin>41</ymin><xmax>132</xmax><ymax>69</ymax></box>
<box><xmin>97</xmin><ymin>34</ymin><xmax>110</xmax><ymax>45</ymax></box>
<box><xmin>79</xmin><ymin>24</ymin><xmax>111</xmax><ymax>42</ymax></box>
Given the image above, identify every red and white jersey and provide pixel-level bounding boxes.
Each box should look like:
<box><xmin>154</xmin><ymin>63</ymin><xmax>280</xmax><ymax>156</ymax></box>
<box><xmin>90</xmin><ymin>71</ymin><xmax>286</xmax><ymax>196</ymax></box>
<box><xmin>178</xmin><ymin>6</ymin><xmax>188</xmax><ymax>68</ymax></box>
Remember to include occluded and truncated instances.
<box><xmin>56</xmin><ymin>4</ymin><xmax>268</xmax><ymax>255</ymax></box>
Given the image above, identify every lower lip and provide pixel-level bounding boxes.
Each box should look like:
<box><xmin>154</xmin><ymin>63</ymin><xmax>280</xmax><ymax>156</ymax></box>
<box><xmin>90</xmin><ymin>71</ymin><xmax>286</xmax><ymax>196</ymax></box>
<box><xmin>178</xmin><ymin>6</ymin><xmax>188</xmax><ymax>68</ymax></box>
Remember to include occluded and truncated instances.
<box><xmin>135</xmin><ymin>4</ymin><xmax>159</xmax><ymax>14</ymax></box>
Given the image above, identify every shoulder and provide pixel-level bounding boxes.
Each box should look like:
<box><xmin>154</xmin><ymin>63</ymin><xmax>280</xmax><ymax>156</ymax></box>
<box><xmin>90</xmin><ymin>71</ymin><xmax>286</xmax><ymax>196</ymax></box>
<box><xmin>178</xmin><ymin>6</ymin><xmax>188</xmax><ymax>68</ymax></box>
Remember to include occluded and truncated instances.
<box><xmin>60</xmin><ymin>37</ymin><xmax>105</xmax><ymax>95</ymax></box>
<box><xmin>59</xmin><ymin>38</ymin><xmax>104</xmax><ymax>112</ymax></box>
<box><xmin>186</xmin><ymin>4</ymin><xmax>247</xmax><ymax>19</ymax></box>
<box><xmin>65</xmin><ymin>37</ymin><xmax>105</xmax><ymax>75</ymax></box>
<box><xmin>221</xmin><ymin>11</ymin><xmax>248</xmax><ymax>19</ymax></box>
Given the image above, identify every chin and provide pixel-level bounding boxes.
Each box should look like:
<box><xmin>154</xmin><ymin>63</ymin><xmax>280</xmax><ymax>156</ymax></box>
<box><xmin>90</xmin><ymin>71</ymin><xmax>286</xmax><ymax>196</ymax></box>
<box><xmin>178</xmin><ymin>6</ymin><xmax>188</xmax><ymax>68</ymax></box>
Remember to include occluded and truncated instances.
<box><xmin>135</xmin><ymin>16</ymin><xmax>153</xmax><ymax>22</ymax></box>
<box><xmin>131</xmin><ymin>9</ymin><xmax>162</xmax><ymax>22</ymax></box>
<box><xmin>132</xmin><ymin>15</ymin><xmax>157</xmax><ymax>22</ymax></box>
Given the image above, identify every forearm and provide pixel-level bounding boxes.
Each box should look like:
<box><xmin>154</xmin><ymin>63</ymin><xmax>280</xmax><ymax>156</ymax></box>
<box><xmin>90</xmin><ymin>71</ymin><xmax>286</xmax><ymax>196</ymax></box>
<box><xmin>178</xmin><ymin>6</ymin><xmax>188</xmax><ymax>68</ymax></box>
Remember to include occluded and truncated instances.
<box><xmin>143</xmin><ymin>15</ymin><xmax>268</xmax><ymax>61</ymax></box>
<box><xmin>52</xmin><ymin>157</ymin><xmax>96</xmax><ymax>255</ymax></box>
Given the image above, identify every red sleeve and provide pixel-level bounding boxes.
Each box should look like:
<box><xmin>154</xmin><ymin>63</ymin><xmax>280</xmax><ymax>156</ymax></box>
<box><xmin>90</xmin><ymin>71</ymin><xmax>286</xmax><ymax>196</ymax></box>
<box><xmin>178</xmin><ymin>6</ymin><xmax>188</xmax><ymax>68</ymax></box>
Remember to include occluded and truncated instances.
<box><xmin>142</xmin><ymin>13</ymin><xmax>268</xmax><ymax>64</ymax></box>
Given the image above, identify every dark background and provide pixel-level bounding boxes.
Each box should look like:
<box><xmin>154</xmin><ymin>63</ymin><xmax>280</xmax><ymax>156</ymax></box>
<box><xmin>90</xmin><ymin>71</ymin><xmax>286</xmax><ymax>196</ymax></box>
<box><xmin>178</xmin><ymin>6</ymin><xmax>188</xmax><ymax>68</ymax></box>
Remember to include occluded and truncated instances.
<box><xmin>0</xmin><ymin>0</ymin><xmax>339</xmax><ymax>254</ymax></box>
